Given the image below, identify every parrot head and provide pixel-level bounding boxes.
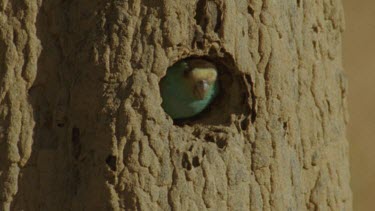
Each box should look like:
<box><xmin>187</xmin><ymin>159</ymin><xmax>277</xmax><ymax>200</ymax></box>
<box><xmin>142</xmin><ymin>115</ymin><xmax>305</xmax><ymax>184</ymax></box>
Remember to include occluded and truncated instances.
<box><xmin>160</xmin><ymin>58</ymin><xmax>219</xmax><ymax>120</ymax></box>
<box><xmin>184</xmin><ymin>59</ymin><xmax>218</xmax><ymax>100</ymax></box>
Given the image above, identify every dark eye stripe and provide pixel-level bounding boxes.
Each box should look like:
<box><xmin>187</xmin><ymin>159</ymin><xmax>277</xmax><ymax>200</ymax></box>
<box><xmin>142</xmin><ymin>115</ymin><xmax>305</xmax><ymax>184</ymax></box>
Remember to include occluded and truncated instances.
<box><xmin>183</xmin><ymin>68</ymin><xmax>192</xmax><ymax>77</ymax></box>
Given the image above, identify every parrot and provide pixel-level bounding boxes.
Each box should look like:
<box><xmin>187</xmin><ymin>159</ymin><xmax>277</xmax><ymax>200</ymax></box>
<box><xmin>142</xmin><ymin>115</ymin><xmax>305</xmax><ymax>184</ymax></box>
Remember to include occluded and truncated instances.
<box><xmin>160</xmin><ymin>59</ymin><xmax>219</xmax><ymax>120</ymax></box>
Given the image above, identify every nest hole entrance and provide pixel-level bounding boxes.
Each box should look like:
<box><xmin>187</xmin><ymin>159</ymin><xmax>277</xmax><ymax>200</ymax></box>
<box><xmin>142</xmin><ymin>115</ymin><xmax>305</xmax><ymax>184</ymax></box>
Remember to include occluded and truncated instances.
<box><xmin>160</xmin><ymin>56</ymin><xmax>251</xmax><ymax>126</ymax></box>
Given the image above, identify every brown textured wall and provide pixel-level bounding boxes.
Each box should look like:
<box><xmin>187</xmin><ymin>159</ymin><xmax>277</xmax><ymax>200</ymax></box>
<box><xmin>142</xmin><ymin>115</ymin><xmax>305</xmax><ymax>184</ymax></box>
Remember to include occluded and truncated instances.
<box><xmin>343</xmin><ymin>1</ymin><xmax>375</xmax><ymax>211</ymax></box>
<box><xmin>0</xmin><ymin>0</ymin><xmax>351</xmax><ymax>210</ymax></box>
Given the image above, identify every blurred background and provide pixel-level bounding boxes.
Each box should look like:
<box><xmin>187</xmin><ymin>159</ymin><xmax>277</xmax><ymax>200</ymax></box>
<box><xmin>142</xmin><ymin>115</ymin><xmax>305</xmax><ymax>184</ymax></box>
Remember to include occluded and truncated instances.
<box><xmin>343</xmin><ymin>0</ymin><xmax>375</xmax><ymax>210</ymax></box>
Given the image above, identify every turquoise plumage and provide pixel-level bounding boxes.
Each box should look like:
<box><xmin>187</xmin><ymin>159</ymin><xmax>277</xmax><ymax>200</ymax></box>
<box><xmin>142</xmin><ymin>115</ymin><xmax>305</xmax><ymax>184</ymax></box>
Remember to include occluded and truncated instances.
<box><xmin>160</xmin><ymin>59</ymin><xmax>219</xmax><ymax>119</ymax></box>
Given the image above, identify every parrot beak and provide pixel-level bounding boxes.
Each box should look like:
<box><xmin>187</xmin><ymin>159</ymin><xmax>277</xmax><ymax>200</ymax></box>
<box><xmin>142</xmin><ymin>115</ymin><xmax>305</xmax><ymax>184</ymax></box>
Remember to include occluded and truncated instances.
<box><xmin>194</xmin><ymin>80</ymin><xmax>210</xmax><ymax>100</ymax></box>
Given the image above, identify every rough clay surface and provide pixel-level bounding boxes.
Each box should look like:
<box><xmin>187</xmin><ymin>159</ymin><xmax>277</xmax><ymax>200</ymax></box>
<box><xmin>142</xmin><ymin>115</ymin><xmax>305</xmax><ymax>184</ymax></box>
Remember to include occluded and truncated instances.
<box><xmin>0</xmin><ymin>0</ymin><xmax>351</xmax><ymax>210</ymax></box>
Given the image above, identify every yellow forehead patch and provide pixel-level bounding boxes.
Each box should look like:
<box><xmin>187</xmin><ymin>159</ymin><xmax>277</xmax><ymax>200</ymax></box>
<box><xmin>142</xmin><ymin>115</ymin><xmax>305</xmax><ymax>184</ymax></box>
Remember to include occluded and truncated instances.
<box><xmin>189</xmin><ymin>68</ymin><xmax>217</xmax><ymax>82</ymax></box>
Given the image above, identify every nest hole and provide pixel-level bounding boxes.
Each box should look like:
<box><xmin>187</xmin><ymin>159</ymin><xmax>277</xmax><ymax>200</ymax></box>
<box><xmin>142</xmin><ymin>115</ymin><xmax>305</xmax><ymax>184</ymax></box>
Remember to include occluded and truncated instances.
<box><xmin>160</xmin><ymin>55</ymin><xmax>253</xmax><ymax>126</ymax></box>
<box><xmin>105</xmin><ymin>155</ymin><xmax>117</xmax><ymax>171</ymax></box>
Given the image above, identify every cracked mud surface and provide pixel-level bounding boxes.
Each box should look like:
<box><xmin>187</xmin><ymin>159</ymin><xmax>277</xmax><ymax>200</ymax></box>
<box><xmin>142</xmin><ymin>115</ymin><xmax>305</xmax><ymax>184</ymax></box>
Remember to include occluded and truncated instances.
<box><xmin>0</xmin><ymin>0</ymin><xmax>351</xmax><ymax>210</ymax></box>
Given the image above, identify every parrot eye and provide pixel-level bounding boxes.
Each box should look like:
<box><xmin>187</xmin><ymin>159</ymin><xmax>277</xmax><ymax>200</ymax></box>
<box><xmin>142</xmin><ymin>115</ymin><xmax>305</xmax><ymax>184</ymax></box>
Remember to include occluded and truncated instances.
<box><xmin>183</xmin><ymin>69</ymin><xmax>190</xmax><ymax>77</ymax></box>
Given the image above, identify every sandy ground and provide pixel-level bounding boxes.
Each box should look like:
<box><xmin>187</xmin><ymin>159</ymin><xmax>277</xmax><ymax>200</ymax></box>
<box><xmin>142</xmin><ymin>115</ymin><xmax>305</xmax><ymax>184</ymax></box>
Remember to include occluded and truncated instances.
<box><xmin>343</xmin><ymin>0</ymin><xmax>375</xmax><ymax>210</ymax></box>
